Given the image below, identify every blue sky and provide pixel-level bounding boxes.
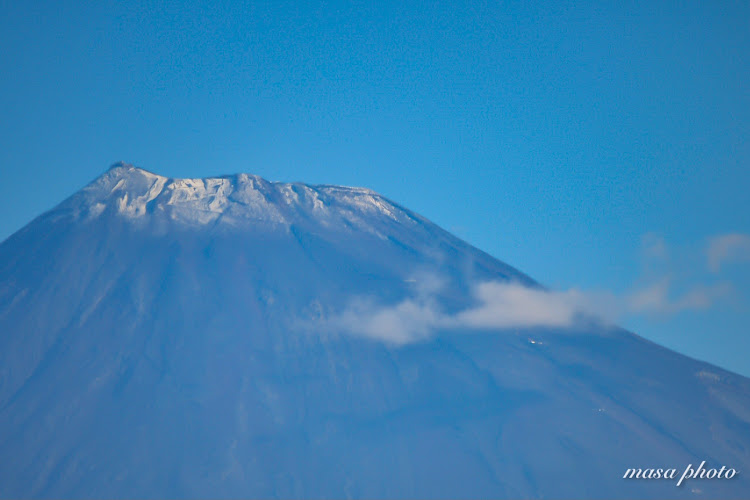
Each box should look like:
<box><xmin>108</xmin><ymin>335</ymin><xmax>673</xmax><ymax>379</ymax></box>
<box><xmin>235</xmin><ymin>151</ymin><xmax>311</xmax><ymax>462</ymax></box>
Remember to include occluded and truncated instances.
<box><xmin>1</xmin><ymin>0</ymin><xmax>748</xmax><ymax>375</ymax></box>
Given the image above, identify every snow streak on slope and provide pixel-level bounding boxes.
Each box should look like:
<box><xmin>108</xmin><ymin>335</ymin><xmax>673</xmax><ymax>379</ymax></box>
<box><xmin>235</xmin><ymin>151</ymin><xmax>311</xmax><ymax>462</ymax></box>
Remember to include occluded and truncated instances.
<box><xmin>0</xmin><ymin>164</ymin><xmax>749</xmax><ymax>499</ymax></box>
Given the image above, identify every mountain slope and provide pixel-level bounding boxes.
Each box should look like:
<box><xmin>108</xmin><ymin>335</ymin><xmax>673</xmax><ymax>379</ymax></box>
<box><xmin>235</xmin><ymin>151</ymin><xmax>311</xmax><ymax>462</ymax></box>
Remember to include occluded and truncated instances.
<box><xmin>0</xmin><ymin>164</ymin><xmax>748</xmax><ymax>499</ymax></box>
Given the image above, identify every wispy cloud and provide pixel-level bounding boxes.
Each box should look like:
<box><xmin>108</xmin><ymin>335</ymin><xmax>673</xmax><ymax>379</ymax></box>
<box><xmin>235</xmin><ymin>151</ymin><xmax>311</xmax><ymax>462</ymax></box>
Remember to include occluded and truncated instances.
<box><xmin>320</xmin><ymin>232</ymin><xmax>747</xmax><ymax>345</ymax></box>
<box><xmin>323</xmin><ymin>280</ymin><xmax>595</xmax><ymax>345</ymax></box>
<box><xmin>451</xmin><ymin>282</ymin><xmax>586</xmax><ymax>329</ymax></box>
<box><xmin>707</xmin><ymin>233</ymin><xmax>750</xmax><ymax>272</ymax></box>
<box><xmin>624</xmin><ymin>279</ymin><xmax>731</xmax><ymax>315</ymax></box>
<box><xmin>322</xmin><ymin>276</ymin><xmax>734</xmax><ymax>345</ymax></box>
<box><xmin>325</xmin><ymin>296</ymin><xmax>442</xmax><ymax>344</ymax></box>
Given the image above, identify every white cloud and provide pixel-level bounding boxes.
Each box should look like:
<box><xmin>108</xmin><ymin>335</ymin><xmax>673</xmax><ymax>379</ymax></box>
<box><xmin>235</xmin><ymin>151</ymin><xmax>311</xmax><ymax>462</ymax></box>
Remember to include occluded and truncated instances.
<box><xmin>319</xmin><ymin>232</ymin><xmax>746</xmax><ymax>345</ymax></box>
<box><xmin>325</xmin><ymin>296</ymin><xmax>442</xmax><ymax>344</ymax></box>
<box><xmin>323</xmin><ymin>281</ymin><xmax>595</xmax><ymax>344</ymax></box>
<box><xmin>321</xmin><ymin>276</ymin><xmax>733</xmax><ymax>345</ymax></box>
<box><xmin>451</xmin><ymin>282</ymin><xmax>584</xmax><ymax>329</ymax></box>
<box><xmin>707</xmin><ymin>233</ymin><xmax>750</xmax><ymax>272</ymax></box>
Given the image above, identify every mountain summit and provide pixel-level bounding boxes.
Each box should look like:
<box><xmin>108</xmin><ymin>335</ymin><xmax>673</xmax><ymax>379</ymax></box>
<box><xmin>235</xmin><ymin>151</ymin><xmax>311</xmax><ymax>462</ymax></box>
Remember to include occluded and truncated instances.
<box><xmin>75</xmin><ymin>163</ymin><xmax>404</xmax><ymax>229</ymax></box>
<box><xmin>0</xmin><ymin>165</ymin><xmax>748</xmax><ymax>498</ymax></box>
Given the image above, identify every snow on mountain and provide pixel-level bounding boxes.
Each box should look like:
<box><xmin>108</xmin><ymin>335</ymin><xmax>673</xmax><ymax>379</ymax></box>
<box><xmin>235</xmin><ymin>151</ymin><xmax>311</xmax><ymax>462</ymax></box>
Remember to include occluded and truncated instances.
<box><xmin>63</xmin><ymin>163</ymin><xmax>422</xmax><ymax>233</ymax></box>
<box><xmin>0</xmin><ymin>164</ymin><xmax>748</xmax><ymax>499</ymax></box>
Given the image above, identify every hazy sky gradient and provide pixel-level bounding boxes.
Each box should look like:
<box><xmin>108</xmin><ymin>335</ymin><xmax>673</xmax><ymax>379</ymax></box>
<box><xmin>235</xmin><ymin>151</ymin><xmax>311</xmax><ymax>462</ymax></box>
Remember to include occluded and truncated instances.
<box><xmin>1</xmin><ymin>1</ymin><xmax>748</xmax><ymax>374</ymax></box>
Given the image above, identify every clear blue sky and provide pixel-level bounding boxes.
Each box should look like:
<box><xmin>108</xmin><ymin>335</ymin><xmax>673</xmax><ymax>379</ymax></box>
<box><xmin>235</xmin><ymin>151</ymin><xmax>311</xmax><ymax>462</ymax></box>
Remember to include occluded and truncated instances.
<box><xmin>1</xmin><ymin>0</ymin><xmax>749</xmax><ymax>375</ymax></box>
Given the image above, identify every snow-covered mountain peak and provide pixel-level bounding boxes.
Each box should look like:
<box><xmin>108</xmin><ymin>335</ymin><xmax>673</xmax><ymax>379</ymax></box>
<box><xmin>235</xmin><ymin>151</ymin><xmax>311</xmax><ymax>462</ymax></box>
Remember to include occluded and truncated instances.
<box><xmin>56</xmin><ymin>163</ymin><xmax>417</xmax><ymax>234</ymax></box>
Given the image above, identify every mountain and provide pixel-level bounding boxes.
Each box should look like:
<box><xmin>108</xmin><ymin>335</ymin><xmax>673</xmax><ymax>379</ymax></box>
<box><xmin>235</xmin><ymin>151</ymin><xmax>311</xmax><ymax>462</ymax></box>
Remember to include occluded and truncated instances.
<box><xmin>0</xmin><ymin>163</ymin><xmax>748</xmax><ymax>499</ymax></box>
